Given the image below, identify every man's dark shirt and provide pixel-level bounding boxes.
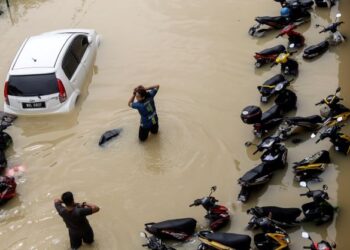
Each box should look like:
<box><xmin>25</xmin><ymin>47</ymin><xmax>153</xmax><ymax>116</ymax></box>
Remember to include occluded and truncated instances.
<box><xmin>55</xmin><ymin>202</ymin><xmax>93</xmax><ymax>232</ymax></box>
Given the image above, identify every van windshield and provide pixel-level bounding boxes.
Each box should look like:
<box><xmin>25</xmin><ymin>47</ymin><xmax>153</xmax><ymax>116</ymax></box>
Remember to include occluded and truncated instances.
<box><xmin>8</xmin><ymin>74</ymin><xmax>58</xmax><ymax>97</ymax></box>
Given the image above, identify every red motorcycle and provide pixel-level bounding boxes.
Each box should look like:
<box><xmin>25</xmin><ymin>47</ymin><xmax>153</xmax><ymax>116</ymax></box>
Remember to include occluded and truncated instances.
<box><xmin>276</xmin><ymin>24</ymin><xmax>305</xmax><ymax>48</ymax></box>
<box><xmin>189</xmin><ymin>186</ymin><xmax>230</xmax><ymax>231</ymax></box>
<box><xmin>302</xmin><ymin>232</ymin><xmax>336</xmax><ymax>250</ymax></box>
<box><xmin>0</xmin><ymin>176</ymin><xmax>16</xmax><ymax>205</ymax></box>
<box><xmin>254</xmin><ymin>44</ymin><xmax>286</xmax><ymax>68</ymax></box>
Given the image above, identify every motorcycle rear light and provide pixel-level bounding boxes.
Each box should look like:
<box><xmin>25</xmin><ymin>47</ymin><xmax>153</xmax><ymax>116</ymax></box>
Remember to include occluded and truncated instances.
<box><xmin>4</xmin><ymin>81</ymin><xmax>9</xmax><ymax>105</ymax></box>
<box><xmin>57</xmin><ymin>79</ymin><xmax>67</xmax><ymax>103</ymax></box>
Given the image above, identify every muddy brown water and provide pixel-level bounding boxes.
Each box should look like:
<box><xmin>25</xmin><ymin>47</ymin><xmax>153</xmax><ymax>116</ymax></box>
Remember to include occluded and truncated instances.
<box><xmin>0</xmin><ymin>0</ymin><xmax>349</xmax><ymax>249</ymax></box>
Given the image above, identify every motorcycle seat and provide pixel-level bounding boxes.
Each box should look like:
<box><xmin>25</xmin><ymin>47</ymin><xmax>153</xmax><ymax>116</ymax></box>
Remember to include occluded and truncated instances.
<box><xmin>256</xmin><ymin>16</ymin><xmax>286</xmax><ymax>24</ymax></box>
<box><xmin>256</xmin><ymin>45</ymin><xmax>286</xmax><ymax>56</ymax></box>
<box><xmin>206</xmin><ymin>232</ymin><xmax>251</xmax><ymax>249</ymax></box>
<box><xmin>240</xmin><ymin>163</ymin><xmax>271</xmax><ymax>183</ymax></box>
<box><xmin>261</xmin><ymin>105</ymin><xmax>281</xmax><ymax>123</ymax></box>
<box><xmin>263</xmin><ymin>74</ymin><xmax>286</xmax><ymax>85</ymax></box>
<box><xmin>304</xmin><ymin>41</ymin><xmax>329</xmax><ymax>54</ymax></box>
<box><xmin>260</xmin><ymin>206</ymin><xmax>302</xmax><ymax>222</ymax></box>
<box><xmin>285</xmin><ymin>115</ymin><xmax>323</xmax><ymax>124</ymax></box>
<box><xmin>145</xmin><ymin>218</ymin><xmax>197</xmax><ymax>235</ymax></box>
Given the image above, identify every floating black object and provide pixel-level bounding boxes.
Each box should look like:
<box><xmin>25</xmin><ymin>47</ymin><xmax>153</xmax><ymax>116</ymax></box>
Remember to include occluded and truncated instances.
<box><xmin>99</xmin><ymin>128</ymin><xmax>122</xmax><ymax>146</ymax></box>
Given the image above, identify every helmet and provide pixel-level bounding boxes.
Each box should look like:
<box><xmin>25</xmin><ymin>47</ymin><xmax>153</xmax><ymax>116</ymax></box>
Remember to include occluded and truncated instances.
<box><xmin>320</xmin><ymin>105</ymin><xmax>331</xmax><ymax>118</ymax></box>
<box><xmin>280</xmin><ymin>7</ymin><xmax>291</xmax><ymax>16</ymax></box>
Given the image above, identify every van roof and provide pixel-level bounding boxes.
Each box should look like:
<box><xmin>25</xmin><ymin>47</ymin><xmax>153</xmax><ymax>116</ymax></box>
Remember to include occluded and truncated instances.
<box><xmin>12</xmin><ymin>33</ymin><xmax>73</xmax><ymax>70</ymax></box>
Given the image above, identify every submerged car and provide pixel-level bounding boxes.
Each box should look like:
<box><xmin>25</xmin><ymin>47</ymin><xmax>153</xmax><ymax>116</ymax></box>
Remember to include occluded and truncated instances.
<box><xmin>4</xmin><ymin>29</ymin><xmax>100</xmax><ymax>115</ymax></box>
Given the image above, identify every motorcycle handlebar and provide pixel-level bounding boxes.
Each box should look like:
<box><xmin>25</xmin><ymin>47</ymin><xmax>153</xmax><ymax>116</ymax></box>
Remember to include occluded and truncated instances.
<box><xmin>253</xmin><ymin>148</ymin><xmax>260</xmax><ymax>155</ymax></box>
<box><xmin>315</xmin><ymin>138</ymin><xmax>321</xmax><ymax>144</ymax></box>
<box><xmin>300</xmin><ymin>193</ymin><xmax>307</xmax><ymax>196</ymax></box>
<box><xmin>142</xmin><ymin>244</ymin><xmax>148</xmax><ymax>247</ymax></box>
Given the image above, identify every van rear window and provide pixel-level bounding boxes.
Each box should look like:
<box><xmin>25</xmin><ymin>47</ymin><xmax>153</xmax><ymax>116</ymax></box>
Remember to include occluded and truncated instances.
<box><xmin>8</xmin><ymin>74</ymin><xmax>58</xmax><ymax>97</ymax></box>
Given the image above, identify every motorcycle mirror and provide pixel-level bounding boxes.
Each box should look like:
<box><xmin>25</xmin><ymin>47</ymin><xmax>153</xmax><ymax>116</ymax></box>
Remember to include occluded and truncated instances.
<box><xmin>336</xmin><ymin>87</ymin><xmax>341</xmax><ymax>93</ymax></box>
<box><xmin>315</xmin><ymin>24</ymin><xmax>320</xmax><ymax>28</ymax></box>
<box><xmin>140</xmin><ymin>232</ymin><xmax>147</xmax><ymax>238</ymax></box>
<box><xmin>211</xmin><ymin>186</ymin><xmax>217</xmax><ymax>192</ymax></box>
<box><xmin>336</xmin><ymin>13</ymin><xmax>342</xmax><ymax>18</ymax></box>
<box><xmin>323</xmin><ymin>184</ymin><xmax>328</xmax><ymax>190</ymax></box>
<box><xmin>245</xmin><ymin>141</ymin><xmax>252</xmax><ymax>147</ymax></box>
<box><xmin>300</xmin><ymin>181</ymin><xmax>307</xmax><ymax>188</ymax></box>
<box><xmin>311</xmin><ymin>133</ymin><xmax>316</xmax><ymax>138</ymax></box>
<box><xmin>289</xmin><ymin>43</ymin><xmax>295</xmax><ymax>49</ymax></box>
<box><xmin>337</xmin><ymin>117</ymin><xmax>343</xmax><ymax>122</ymax></box>
<box><xmin>301</xmin><ymin>232</ymin><xmax>309</xmax><ymax>239</ymax></box>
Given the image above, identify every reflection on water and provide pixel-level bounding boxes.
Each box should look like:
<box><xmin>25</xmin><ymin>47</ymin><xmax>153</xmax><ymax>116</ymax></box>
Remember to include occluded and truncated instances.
<box><xmin>0</xmin><ymin>0</ymin><xmax>348</xmax><ymax>249</ymax></box>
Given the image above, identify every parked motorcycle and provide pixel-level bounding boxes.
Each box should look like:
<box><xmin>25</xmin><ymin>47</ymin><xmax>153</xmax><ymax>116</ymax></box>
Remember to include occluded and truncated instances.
<box><xmin>253</xmin><ymin>217</ymin><xmax>291</xmax><ymax>250</ymax></box>
<box><xmin>293</xmin><ymin>150</ymin><xmax>331</xmax><ymax>181</ymax></box>
<box><xmin>275</xmin><ymin>0</ymin><xmax>314</xmax><ymax>9</ymax></box>
<box><xmin>299</xmin><ymin>181</ymin><xmax>336</xmax><ymax>225</ymax></box>
<box><xmin>254</xmin><ymin>45</ymin><xmax>286</xmax><ymax>68</ymax></box>
<box><xmin>189</xmin><ymin>186</ymin><xmax>230</xmax><ymax>231</ymax></box>
<box><xmin>249</xmin><ymin>7</ymin><xmax>310</xmax><ymax>38</ymax></box>
<box><xmin>301</xmin><ymin>232</ymin><xmax>336</xmax><ymax>250</ymax></box>
<box><xmin>0</xmin><ymin>176</ymin><xmax>17</xmax><ymax>205</ymax></box>
<box><xmin>315</xmin><ymin>87</ymin><xmax>350</xmax><ymax>126</ymax></box>
<box><xmin>144</xmin><ymin>218</ymin><xmax>197</xmax><ymax>241</ymax></box>
<box><xmin>312</xmin><ymin>123</ymin><xmax>350</xmax><ymax>155</ymax></box>
<box><xmin>276</xmin><ymin>24</ymin><xmax>305</xmax><ymax>48</ymax></box>
<box><xmin>197</xmin><ymin>230</ymin><xmax>251</xmax><ymax>250</ymax></box>
<box><xmin>275</xmin><ymin>115</ymin><xmax>323</xmax><ymax>141</ymax></box>
<box><xmin>271</xmin><ymin>45</ymin><xmax>299</xmax><ymax>76</ymax></box>
<box><xmin>140</xmin><ymin>232</ymin><xmax>176</xmax><ymax>250</ymax></box>
<box><xmin>303</xmin><ymin>13</ymin><xmax>345</xmax><ymax>59</ymax></box>
<box><xmin>257</xmin><ymin>74</ymin><xmax>293</xmax><ymax>103</ymax></box>
<box><xmin>238</xmin><ymin>137</ymin><xmax>287</xmax><ymax>202</ymax></box>
<box><xmin>241</xmin><ymin>89</ymin><xmax>297</xmax><ymax>137</ymax></box>
<box><xmin>315</xmin><ymin>0</ymin><xmax>337</xmax><ymax>8</ymax></box>
<box><xmin>247</xmin><ymin>206</ymin><xmax>301</xmax><ymax>229</ymax></box>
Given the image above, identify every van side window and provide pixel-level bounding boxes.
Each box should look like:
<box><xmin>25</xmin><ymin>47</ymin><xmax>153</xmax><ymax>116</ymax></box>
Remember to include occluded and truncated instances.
<box><xmin>70</xmin><ymin>35</ymin><xmax>89</xmax><ymax>63</ymax></box>
<box><xmin>62</xmin><ymin>50</ymin><xmax>79</xmax><ymax>80</ymax></box>
<box><xmin>62</xmin><ymin>35</ymin><xmax>88</xmax><ymax>80</ymax></box>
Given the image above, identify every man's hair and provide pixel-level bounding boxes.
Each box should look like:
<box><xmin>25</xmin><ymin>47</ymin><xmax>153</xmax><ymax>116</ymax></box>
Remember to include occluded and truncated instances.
<box><xmin>136</xmin><ymin>86</ymin><xmax>147</xmax><ymax>98</ymax></box>
<box><xmin>61</xmin><ymin>191</ymin><xmax>74</xmax><ymax>206</ymax></box>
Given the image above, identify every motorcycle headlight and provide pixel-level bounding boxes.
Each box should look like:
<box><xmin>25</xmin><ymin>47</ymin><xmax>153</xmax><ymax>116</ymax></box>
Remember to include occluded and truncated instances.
<box><xmin>285</xmin><ymin>236</ymin><xmax>290</xmax><ymax>244</ymax></box>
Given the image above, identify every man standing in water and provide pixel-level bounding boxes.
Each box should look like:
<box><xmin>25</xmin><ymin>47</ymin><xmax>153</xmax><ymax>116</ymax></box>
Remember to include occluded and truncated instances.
<box><xmin>54</xmin><ymin>192</ymin><xmax>100</xmax><ymax>249</ymax></box>
<box><xmin>128</xmin><ymin>84</ymin><xmax>160</xmax><ymax>141</ymax></box>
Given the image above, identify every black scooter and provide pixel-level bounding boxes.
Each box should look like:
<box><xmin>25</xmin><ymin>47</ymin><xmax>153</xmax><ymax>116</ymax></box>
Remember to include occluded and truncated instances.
<box><xmin>249</xmin><ymin>8</ymin><xmax>310</xmax><ymax>38</ymax></box>
<box><xmin>140</xmin><ymin>232</ymin><xmax>176</xmax><ymax>250</ymax></box>
<box><xmin>241</xmin><ymin>89</ymin><xmax>297</xmax><ymax>138</ymax></box>
<box><xmin>253</xmin><ymin>218</ymin><xmax>291</xmax><ymax>250</ymax></box>
<box><xmin>197</xmin><ymin>230</ymin><xmax>251</xmax><ymax>250</ymax></box>
<box><xmin>302</xmin><ymin>232</ymin><xmax>336</xmax><ymax>250</ymax></box>
<box><xmin>144</xmin><ymin>218</ymin><xmax>197</xmax><ymax>241</ymax></box>
<box><xmin>303</xmin><ymin>13</ymin><xmax>345</xmax><ymax>59</ymax></box>
<box><xmin>238</xmin><ymin>137</ymin><xmax>287</xmax><ymax>202</ymax></box>
<box><xmin>315</xmin><ymin>0</ymin><xmax>337</xmax><ymax>8</ymax></box>
<box><xmin>247</xmin><ymin>206</ymin><xmax>301</xmax><ymax>229</ymax></box>
<box><xmin>274</xmin><ymin>115</ymin><xmax>323</xmax><ymax>141</ymax></box>
<box><xmin>275</xmin><ymin>0</ymin><xmax>314</xmax><ymax>9</ymax></box>
<box><xmin>316</xmin><ymin>87</ymin><xmax>350</xmax><ymax>126</ymax></box>
<box><xmin>257</xmin><ymin>74</ymin><xmax>293</xmax><ymax>103</ymax></box>
<box><xmin>293</xmin><ymin>150</ymin><xmax>331</xmax><ymax>182</ymax></box>
<box><xmin>312</xmin><ymin>123</ymin><xmax>350</xmax><ymax>155</ymax></box>
<box><xmin>189</xmin><ymin>186</ymin><xmax>230</xmax><ymax>231</ymax></box>
<box><xmin>299</xmin><ymin>181</ymin><xmax>336</xmax><ymax>225</ymax></box>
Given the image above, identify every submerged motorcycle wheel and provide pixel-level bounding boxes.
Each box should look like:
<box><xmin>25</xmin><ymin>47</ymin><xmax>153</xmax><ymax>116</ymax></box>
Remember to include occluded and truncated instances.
<box><xmin>197</xmin><ymin>243</ymin><xmax>210</xmax><ymax>250</ymax></box>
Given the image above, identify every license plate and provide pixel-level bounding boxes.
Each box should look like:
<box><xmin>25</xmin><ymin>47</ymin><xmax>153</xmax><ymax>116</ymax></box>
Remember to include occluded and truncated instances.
<box><xmin>22</xmin><ymin>102</ymin><xmax>46</xmax><ymax>109</ymax></box>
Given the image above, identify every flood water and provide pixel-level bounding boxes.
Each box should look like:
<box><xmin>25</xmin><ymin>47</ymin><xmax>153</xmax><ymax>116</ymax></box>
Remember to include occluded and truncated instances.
<box><xmin>0</xmin><ymin>0</ymin><xmax>349</xmax><ymax>249</ymax></box>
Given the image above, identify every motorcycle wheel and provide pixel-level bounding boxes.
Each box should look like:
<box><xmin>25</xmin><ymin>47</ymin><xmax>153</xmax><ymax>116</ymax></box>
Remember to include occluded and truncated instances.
<box><xmin>248</xmin><ymin>27</ymin><xmax>256</xmax><ymax>36</ymax></box>
<box><xmin>255</xmin><ymin>61</ymin><xmax>263</xmax><ymax>68</ymax></box>
<box><xmin>197</xmin><ymin>243</ymin><xmax>211</xmax><ymax>250</ymax></box>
